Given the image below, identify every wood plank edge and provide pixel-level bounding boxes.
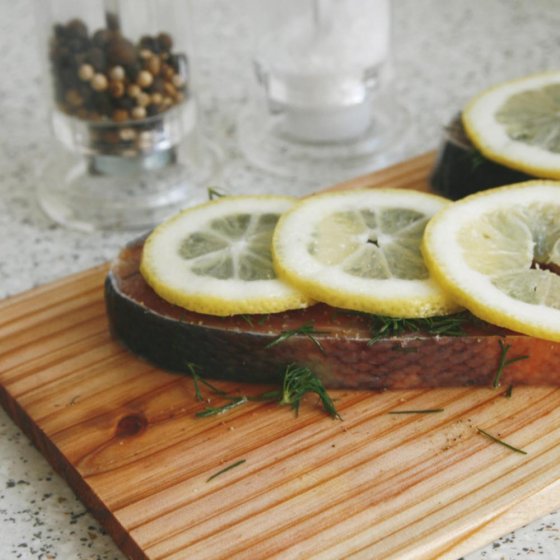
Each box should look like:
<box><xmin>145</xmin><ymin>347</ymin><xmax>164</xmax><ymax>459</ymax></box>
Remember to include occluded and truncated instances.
<box><xmin>436</xmin><ymin>480</ymin><xmax>560</xmax><ymax>560</ymax></box>
<box><xmin>0</xmin><ymin>263</ymin><xmax>110</xmax><ymax>311</ymax></box>
<box><xmin>0</xmin><ymin>383</ymin><xmax>146</xmax><ymax>560</ymax></box>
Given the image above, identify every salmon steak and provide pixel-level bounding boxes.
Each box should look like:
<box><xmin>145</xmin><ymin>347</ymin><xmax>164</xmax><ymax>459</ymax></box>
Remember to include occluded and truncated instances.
<box><xmin>105</xmin><ymin>238</ymin><xmax>560</xmax><ymax>390</ymax></box>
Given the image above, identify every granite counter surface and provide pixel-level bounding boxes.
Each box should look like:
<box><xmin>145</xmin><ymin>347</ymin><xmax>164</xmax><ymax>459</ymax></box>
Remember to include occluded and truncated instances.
<box><xmin>2</xmin><ymin>0</ymin><xmax>560</xmax><ymax>558</ymax></box>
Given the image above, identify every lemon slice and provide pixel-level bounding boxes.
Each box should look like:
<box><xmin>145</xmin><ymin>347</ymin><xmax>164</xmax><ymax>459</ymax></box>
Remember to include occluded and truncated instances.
<box><xmin>140</xmin><ymin>195</ymin><xmax>312</xmax><ymax>316</ymax></box>
<box><xmin>422</xmin><ymin>181</ymin><xmax>560</xmax><ymax>341</ymax></box>
<box><xmin>272</xmin><ymin>189</ymin><xmax>461</xmax><ymax>318</ymax></box>
<box><xmin>463</xmin><ymin>71</ymin><xmax>560</xmax><ymax>179</ymax></box>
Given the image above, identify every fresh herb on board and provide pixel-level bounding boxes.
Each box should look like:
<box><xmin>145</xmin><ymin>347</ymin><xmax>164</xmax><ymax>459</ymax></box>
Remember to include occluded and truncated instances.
<box><xmin>207</xmin><ymin>459</ymin><xmax>247</xmax><ymax>482</ymax></box>
<box><xmin>186</xmin><ymin>362</ymin><xmax>205</xmax><ymax>402</ymax></box>
<box><xmin>265</xmin><ymin>322</ymin><xmax>326</xmax><ymax>354</ymax></box>
<box><xmin>207</xmin><ymin>186</ymin><xmax>226</xmax><ymax>200</ymax></box>
<box><xmin>492</xmin><ymin>339</ymin><xmax>529</xmax><ymax>388</ymax></box>
<box><xmin>476</xmin><ymin>427</ymin><xmax>527</xmax><ymax>455</ymax></box>
<box><xmin>389</xmin><ymin>409</ymin><xmax>444</xmax><ymax>415</ymax></box>
<box><xmin>187</xmin><ymin>362</ymin><xmax>228</xmax><ymax>400</ymax></box>
<box><xmin>196</xmin><ymin>396</ymin><xmax>248</xmax><ymax>417</ymax></box>
<box><xmin>188</xmin><ymin>362</ymin><xmax>341</xmax><ymax>420</ymax></box>
<box><xmin>368</xmin><ymin>313</ymin><xmax>468</xmax><ymax>345</ymax></box>
<box><xmin>279</xmin><ymin>364</ymin><xmax>341</xmax><ymax>419</ymax></box>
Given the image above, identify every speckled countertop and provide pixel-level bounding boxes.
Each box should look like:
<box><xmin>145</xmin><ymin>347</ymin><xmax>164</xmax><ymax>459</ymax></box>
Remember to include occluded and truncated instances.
<box><xmin>2</xmin><ymin>1</ymin><xmax>560</xmax><ymax>558</ymax></box>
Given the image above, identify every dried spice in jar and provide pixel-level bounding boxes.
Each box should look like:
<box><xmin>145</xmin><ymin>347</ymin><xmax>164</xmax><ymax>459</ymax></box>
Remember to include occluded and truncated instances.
<box><xmin>49</xmin><ymin>18</ymin><xmax>189</xmax><ymax>124</ymax></box>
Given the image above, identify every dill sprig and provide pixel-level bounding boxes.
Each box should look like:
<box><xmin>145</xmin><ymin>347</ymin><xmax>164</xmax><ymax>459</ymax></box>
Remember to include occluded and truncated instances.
<box><xmin>368</xmin><ymin>313</ymin><xmax>468</xmax><ymax>345</ymax></box>
<box><xmin>196</xmin><ymin>396</ymin><xmax>248</xmax><ymax>417</ymax></box>
<box><xmin>207</xmin><ymin>186</ymin><xmax>226</xmax><ymax>200</ymax></box>
<box><xmin>186</xmin><ymin>362</ymin><xmax>205</xmax><ymax>401</ymax></box>
<box><xmin>189</xmin><ymin>362</ymin><xmax>340</xmax><ymax>420</ymax></box>
<box><xmin>207</xmin><ymin>459</ymin><xmax>246</xmax><ymax>482</ymax></box>
<box><xmin>476</xmin><ymin>427</ymin><xmax>527</xmax><ymax>455</ymax></box>
<box><xmin>265</xmin><ymin>322</ymin><xmax>326</xmax><ymax>354</ymax></box>
<box><xmin>492</xmin><ymin>339</ymin><xmax>529</xmax><ymax>388</ymax></box>
<box><xmin>389</xmin><ymin>408</ymin><xmax>444</xmax><ymax>415</ymax></box>
<box><xmin>279</xmin><ymin>364</ymin><xmax>341</xmax><ymax>419</ymax></box>
<box><xmin>187</xmin><ymin>362</ymin><xmax>229</xmax><ymax>400</ymax></box>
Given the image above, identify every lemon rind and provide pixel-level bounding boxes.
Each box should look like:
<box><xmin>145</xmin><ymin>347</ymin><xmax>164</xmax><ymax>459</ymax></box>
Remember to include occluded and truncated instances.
<box><xmin>462</xmin><ymin>71</ymin><xmax>560</xmax><ymax>179</ymax></box>
<box><xmin>140</xmin><ymin>195</ymin><xmax>314</xmax><ymax>316</ymax></box>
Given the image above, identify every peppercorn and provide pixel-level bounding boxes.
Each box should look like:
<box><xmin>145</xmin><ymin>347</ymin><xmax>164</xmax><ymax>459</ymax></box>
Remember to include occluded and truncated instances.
<box><xmin>107</xmin><ymin>36</ymin><xmax>136</xmax><ymax>66</ymax></box>
<box><xmin>127</xmin><ymin>83</ymin><xmax>141</xmax><ymax>98</ymax></box>
<box><xmin>92</xmin><ymin>28</ymin><xmax>112</xmax><ymax>48</ymax></box>
<box><xmin>157</xmin><ymin>32</ymin><xmax>173</xmax><ymax>52</ymax></box>
<box><xmin>91</xmin><ymin>73</ymin><xmax>109</xmax><ymax>92</ymax></box>
<box><xmin>78</xmin><ymin>63</ymin><xmax>95</xmax><ymax>81</ymax></box>
<box><xmin>172</xmin><ymin>74</ymin><xmax>185</xmax><ymax>88</ymax></box>
<box><xmin>146</xmin><ymin>55</ymin><xmax>161</xmax><ymax>76</ymax></box>
<box><xmin>66</xmin><ymin>18</ymin><xmax>88</xmax><ymax>40</ymax></box>
<box><xmin>137</xmin><ymin>70</ymin><xmax>153</xmax><ymax>88</ymax></box>
<box><xmin>161</xmin><ymin>64</ymin><xmax>175</xmax><ymax>81</ymax></box>
<box><xmin>109</xmin><ymin>80</ymin><xmax>125</xmax><ymax>98</ymax></box>
<box><xmin>150</xmin><ymin>76</ymin><xmax>165</xmax><ymax>94</ymax></box>
<box><xmin>109</xmin><ymin>65</ymin><xmax>125</xmax><ymax>81</ymax></box>
<box><xmin>119</xmin><ymin>127</ymin><xmax>136</xmax><ymax>141</ymax></box>
<box><xmin>137</xmin><ymin>92</ymin><xmax>151</xmax><ymax>107</ymax></box>
<box><xmin>139</xmin><ymin>35</ymin><xmax>158</xmax><ymax>52</ymax></box>
<box><xmin>163</xmin><ymin>81</ymin><xmax>177</xmax><ymax>97</ymax></box>
<box><xmin>112</xmin><ymin>109</ymin><xmax>129</xmax><ymax>122</ymax></box>
<box><xmin>131</xmin><ymin>106</ymin><xmax>147</xmax><ymax>120</ymax></box>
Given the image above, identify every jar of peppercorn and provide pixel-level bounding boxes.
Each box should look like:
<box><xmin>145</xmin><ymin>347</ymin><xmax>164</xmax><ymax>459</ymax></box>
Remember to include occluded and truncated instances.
<box><xmin>35</xmin><ymin>0</ymin><xmax>219</xmax><ymax>231</ymax></box>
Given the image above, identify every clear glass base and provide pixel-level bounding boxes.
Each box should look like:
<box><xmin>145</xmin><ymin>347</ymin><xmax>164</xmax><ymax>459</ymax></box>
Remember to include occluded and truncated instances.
<box><xmin>237</xmin><ymin>91</ymin><xmax>410</xmax><ymax>183</ymax></box>
<box><xmin>37</xmin><ymin>136</ymin><xmax>221</xmax><ymax>233</ymax></box>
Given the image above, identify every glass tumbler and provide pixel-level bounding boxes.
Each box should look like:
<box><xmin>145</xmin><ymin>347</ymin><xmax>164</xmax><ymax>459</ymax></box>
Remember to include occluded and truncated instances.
<box><xmin>35</xmin><ymin>0</ymin><xmax>219</xmax><ymax>232</ymax></box>
<box><xmin>237</xmin><ymin>0</ymin><xmax>408</xmax><ymax>182</ymax></box>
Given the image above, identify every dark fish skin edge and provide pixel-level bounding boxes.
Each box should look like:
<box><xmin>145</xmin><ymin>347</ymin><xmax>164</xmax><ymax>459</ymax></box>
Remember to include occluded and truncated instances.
<box><xmin>104</xmin><ymin>238</ymin><xmax>560</xmax><ymax>390</ymax></box>
<box><xmin>430</xmin><ymin>113</ymin><xmax>532</xmax><ymax>200</ymax></box>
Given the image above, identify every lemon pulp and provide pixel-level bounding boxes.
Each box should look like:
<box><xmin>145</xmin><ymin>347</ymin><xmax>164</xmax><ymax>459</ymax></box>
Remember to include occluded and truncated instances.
<box><xmin>140</xmin><ymin>195</ymin><xmax>312</xmax><ymax>316</ymax></box>
<box><xmin>422</xmin><ymin>181</ymin><xmax>560</xmax><ymax>341</ymax></box>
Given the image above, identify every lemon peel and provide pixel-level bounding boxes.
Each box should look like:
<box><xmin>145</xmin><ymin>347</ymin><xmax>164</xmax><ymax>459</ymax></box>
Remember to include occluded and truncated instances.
<box><xmin>272</xmin><ymin>189</ymin><xmax>461</xmax><ymax>318</ymax></box>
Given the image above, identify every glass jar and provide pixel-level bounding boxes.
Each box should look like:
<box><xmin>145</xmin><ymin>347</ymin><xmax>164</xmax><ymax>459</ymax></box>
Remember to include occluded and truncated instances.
<box><xmin>237</xmin><ymin>0</ymin><xmax>409</xmax><ymax>182</ymax></box>
<box><xmin>35</xmin><ymin>0</ymin><xmax>219</xmax><ymax>232</ymax></box>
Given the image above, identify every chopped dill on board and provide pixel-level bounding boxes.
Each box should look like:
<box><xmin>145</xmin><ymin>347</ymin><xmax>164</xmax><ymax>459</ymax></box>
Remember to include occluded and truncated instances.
<box><xmin>190</xmin><ymin>362</ymin><xmax>341</xmax><ymax>420</ymax></box>
<box><xmin>207</xmin><ymin>459</ymin><xmax>247</xmax><ymax>482</ymax></box>
<box><xmin>476</xmin><ymin>427</ymin><xmax>527</xmax><ymax>455</ymax></box>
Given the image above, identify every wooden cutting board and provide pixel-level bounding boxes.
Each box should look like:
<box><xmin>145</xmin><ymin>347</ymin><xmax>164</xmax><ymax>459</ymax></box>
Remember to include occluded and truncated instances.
<box><xmin>2</xmin><ymin>152</ymin><xmax>560</xmax><ymax>560</ymax></box>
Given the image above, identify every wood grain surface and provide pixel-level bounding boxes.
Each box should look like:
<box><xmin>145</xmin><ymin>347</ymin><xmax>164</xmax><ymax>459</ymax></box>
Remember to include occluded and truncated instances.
<box><xmin>2</xmin><ymin>152</ymin><xmax>560</xmax><ymax>560</ymax></box>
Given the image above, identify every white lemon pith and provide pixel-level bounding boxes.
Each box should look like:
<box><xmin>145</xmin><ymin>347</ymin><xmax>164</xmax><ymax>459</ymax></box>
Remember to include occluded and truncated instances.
<box><xmin>463</xmin><ymin>71</ymin><xmax>560</xmax><ymax>179</ymax></box>
<box><xmin>140</xmin><ymin>196</ymin><xmax>312</xmax><ymax>316</ymax></box>
<box><xmin>422</xmin><ymin>182</ymin><xmax>560</xmax><ymax>342</ymax></box>
<box><xmin>272</xmin><ymin>189</ymin><xmax>461</xmax><ymax>318</ymax></box>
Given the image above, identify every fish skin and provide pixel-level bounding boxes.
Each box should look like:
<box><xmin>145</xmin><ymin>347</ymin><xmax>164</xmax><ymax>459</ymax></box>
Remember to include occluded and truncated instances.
<box><xmin>104</xmin><ymin>238</ymin><xmax>560</xmax><ymax>390</ymax></box>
